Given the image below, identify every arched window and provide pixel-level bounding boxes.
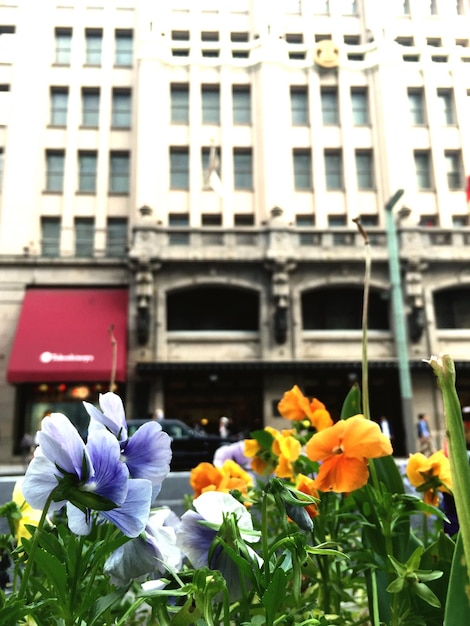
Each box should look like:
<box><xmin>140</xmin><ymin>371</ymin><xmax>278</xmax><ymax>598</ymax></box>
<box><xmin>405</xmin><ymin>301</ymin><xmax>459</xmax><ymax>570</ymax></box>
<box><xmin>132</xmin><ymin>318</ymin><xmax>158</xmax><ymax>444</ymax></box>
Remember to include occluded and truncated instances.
<box><xmin>167</xmin><ymin>285</ymin><xmax>259</xmax><ymax>331</ymax></box>
<box><xmin>302</xmin><ymin>286</ymin><xmax>389</xmax><ymax>330</ymax></box>
<box><xmin>434</xmin><ymin>287</ymin><xmax>470</xmax><ymax>329</ymax></box>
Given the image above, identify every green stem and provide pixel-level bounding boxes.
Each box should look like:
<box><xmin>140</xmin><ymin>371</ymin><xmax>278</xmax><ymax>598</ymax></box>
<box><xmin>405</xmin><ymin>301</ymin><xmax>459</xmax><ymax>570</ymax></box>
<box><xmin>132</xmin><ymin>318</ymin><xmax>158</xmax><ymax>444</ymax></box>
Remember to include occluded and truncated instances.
<box><xmin>18</xmin><ymin>491</ymin><xmax>55</xmax><ymax>600</ymax></box>
<box><xmin>354</xmin><ymin>217</ymin><xmax>371</xmax><ymax>422</ymax></box>
<box><xmin>427</xmin><ymin>354</ymin><xmax>470</xmax><ymax>582</ymax></box>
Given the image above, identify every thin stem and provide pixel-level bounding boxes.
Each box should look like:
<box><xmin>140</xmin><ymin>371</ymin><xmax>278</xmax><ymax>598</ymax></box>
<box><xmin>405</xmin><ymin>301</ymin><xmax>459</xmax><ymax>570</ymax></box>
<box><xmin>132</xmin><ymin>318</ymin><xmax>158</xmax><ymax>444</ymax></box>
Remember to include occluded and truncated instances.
<box><xmin>18</xmin><ymin>491</ymin><xmax>55</xmax><ymax>600</ymax></box>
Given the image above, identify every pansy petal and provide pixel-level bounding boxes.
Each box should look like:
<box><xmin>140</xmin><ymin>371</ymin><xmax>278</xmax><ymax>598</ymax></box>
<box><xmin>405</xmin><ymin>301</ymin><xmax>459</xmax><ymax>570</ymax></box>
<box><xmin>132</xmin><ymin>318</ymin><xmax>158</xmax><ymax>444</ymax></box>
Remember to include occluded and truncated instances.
<box><xmin>38</xmin><ymin>413</ymin><xmax>91</xmax><ymax>478</ymax></box>
<box><xmin>85</xmin><ymin>430</ymin><xmax>129</xmax><ymax>506</ymax></box>
<box><xmin>278</xmin><ymin>385</ymin><xmax>311</xmax><ymax>421</ymax></box>
<box><xmin>84</xmin><ymin>394</ymin><xmax>127</xmax><ymax>442</ymax></box>
<box><xmin>306</xmin><ymin>421</ymin><xmax>345</xmax><ymax>462</ymax></box>
<box><xmin>314</xmin><ymin>455</ymin><xmax>370</xmax><ymax>493</ymax></box>
<box><xmin>176</xmin><ymin>510</ymin><xmax>216</xmax><ymax>568</ymax></box>
<box><xmin>101</xmin><ymin>479</ymin><xmax>152</xmax><ymax>538</ymax></box>
<box><xmin>341</xmin><ymin>416</ymin><xmax>393</xmax><ymax>459</ymax></box>
<box><xmin>23</xmin><ymin>454</ymin><xmax>66</xmax><ymax>511</ymax></box>
<box><xmin>122</xmin><ymin>422</ymin><xmax>172</xmax><ymax>496</ymax></box>
<box><xmin>66</xmin><ymin>502</ymin><xmax>92</xmax><ymax>535</ymax></box>
<box><xmin>193</xmin><ymin>491</ymin><xmax>255</xmax><ymax>541</ymax></box>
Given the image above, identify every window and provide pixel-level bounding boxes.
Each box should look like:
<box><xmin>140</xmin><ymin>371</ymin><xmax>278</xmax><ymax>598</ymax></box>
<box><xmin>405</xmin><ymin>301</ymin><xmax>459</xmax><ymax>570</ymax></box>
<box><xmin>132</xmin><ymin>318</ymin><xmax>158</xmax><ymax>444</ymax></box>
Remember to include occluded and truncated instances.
<box><xmin>233</xmin><ymin>148</ymin><xmax>253</xmax><ymax>190</ymax></box>
<box><xmin>115</xmin><ymin>30</ymin><xmax>133</xmax><ymax>66</ymax></box>
<box><xmin>172</xmin><ymin>30</ymin><xmax>189</xmax><ymax>41</ymax></box>
<box><xmin>414</xmin><ymin>151</ymin><xmax>432</xmax><ymax>190</ymax></box>
<box><xmin>201</xmin><ymin>31</ymin><xmax>219</xmax><ymax>41</ymax></box>
<box><xmin>234</xmin><ymin>213</ymin><xmax>254</xmax><ymax>225</ymax></box>
<box><xmin>78</xmin><ymin>151</ymin><xmax>97</xmax><ymax>193</ymax></box>
<box><xmin>419</xmin><ymin>215</ymin><xmax>437</xmax><ymax>227</ymax></box>
<box><xmin>408</xmin><ymin>89</ymin><xmax>426</xmax><ymax>124</ymax></box>
<box><xmin>445</xmin><ymin>151</ymin><xmax>462</xmax><ymax>189</ymax></box>
<box><xmin>351</xmin><ymin>88</ymin><xmax>368</xmax><ymax>125</ymax></box>
<box><xmin>106</xmin><ymin>217</ymin><xmax>128</xmax><ymax>257</ymax></box>
<box><xmin>55</xmin><ymin>28</ymin><xmax>72</xmax><ymax>65</ymax></box>
<box><xmin>434</xmin><ymin>288</ymin><xmax>470</xmax><ymax>329</ymax></box>
<box><xmin>50</xmin><ymin>87</ymin><xmax>68</xmax><ymax>126</ymax></box>
<box><xmin>437</xmin><ymin>89</ymin><xmax>455</xmax><ymax>125</ymax></box>
<box><xmin>396</xmin><ymin>36</ymin><xmax>414</xmax><ymax>46</ymax></box>
<box><xmin>321</xmin><ymin>87</ymin><xmax>339</xmax><ymax>125</ymax></box>
<box><xmin>45</xmin><ymin>150</ymin><xmax>65</xmax><ymax>192</ymax></box>
<box><xmin>112</xmin><ymin>89</ymin><xmax>131</xmax><ymax>128</ymax></box>
<box><xmin>170</xmin><ymin>147</ymin><xmax>189</xmax><ymax>189</ymax></box>
<box><xmin>109</xmin><ymin>151</ymin><xmax>130</xmax><ymax>194</ymax></box>
<box><xmin>403</xmin><ymin>54</ymin><xmax>420</xmax><ymax>62</ymax></box>
<box><xmin>293</xmin><ymin>149</ymin><xmax>312</xmax><ymax>190</ymax></box>
<box><xmin>171</xmin><ymin>84</ymin><xmax>189</xmax><ymax>124</ymax></box>
<box><xmin>201</xmin><ymin>213</ymin><xmax>222</xmax><ymax>226</ymax></box>
<box><xmin>399</xmin><ymin>0</ymin><xmax>410</xmax><ymax>14</ymax></box>
<box><xmin>202</xmin><ymin>85</ymin><xmax>220</xmax><ymax>124</ymax></box>
<box><xmin>324</xmin><ymin>150</ymin><xmax>343</xmax><ymax>190</ymax></box>
<box><xmin>296</xmin><ymin>214</ymin><xmax>316</xmax><ymax>246</ymax></box>
<box><xmin>286</xmin><ymin>33</ymin><xmax>303</xmax><ymax>44</ymax></box>
<box><xmin>85</xmin><ymin>29</ymin><xmax>102</xmax><ymax>65</ymax></box>
<box><xmin>355</xmin><ymin>150</ymin><xmax>374</xmax><ymax>189</ymax></box>
<box><xmin>74</xmin><ymin>218</ymin><xmax>94</xmax><ymax>257</ymax></box>
<box><xmin>82</xmin><ymin>88</ymin><xmax>100</xmax><ymax>127</ymax></box>
<box><xmin>342</xmin><ymin>0</ymin><xmax>358</xmax><ymax>14</ymax></box>
<box><xmin>169</xmin><ymin>213</ymin><xmax>189</xmax><ymax>245</ymax></box>
<box><xmin>290</xmin><ymin>86</ymin><xmax>309</xmax><ymax>125</ymax></box>
<box><xmin>231</xmin><ymin>32</ymin><xmax>249</xmax><ymax>42</ymax></box>
<box><xmin>427</xmin><ymin>37</ymin><xmax>441</xmax><ymax>47</ymax></box>
<box><xmin>41</xmin><ymin>217</ymin><xmax>60</xmax><ymax>257</ymax></box>
<box><xmin>202</xmin><ymin>50</ymin><xmax>220</xmax><ymax>57</ymax></box>
<box><xmin>452</xmin><ymin>215</ymin><xmax>468</xmax><ymax>227</ymax></box>
<box><xmin>232</xmin><ymin>85</ymin><xmax>251</xmax><ymax>124</ymax></box>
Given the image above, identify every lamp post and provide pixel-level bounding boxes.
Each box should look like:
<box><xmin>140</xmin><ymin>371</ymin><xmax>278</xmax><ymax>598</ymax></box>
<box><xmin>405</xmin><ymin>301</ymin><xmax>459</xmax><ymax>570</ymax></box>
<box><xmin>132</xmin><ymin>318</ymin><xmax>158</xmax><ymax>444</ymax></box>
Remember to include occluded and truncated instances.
<box><xmin>385</xmin><ymin>190</ymin><xmax>415</xmax><ymax>455</ymax></box>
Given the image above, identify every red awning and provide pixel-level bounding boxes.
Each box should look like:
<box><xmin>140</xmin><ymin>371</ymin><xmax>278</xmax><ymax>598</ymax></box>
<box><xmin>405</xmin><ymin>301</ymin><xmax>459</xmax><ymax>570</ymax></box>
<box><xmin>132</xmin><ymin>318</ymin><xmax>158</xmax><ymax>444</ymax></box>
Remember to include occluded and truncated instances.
<box><xmin>7</xmin><ymin>288</ymin><xmax>129</xmax><ymax>383</ymax></box>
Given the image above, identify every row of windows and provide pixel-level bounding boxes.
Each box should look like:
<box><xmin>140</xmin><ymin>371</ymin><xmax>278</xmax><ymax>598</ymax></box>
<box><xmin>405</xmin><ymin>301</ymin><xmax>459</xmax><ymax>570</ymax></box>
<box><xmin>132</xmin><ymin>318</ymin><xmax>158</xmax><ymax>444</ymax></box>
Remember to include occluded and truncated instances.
<box><xmin>54</xmin><ymin>28</ymin><xmax>133</xmax><ymax>66</ymax></box>
<box><xmin>50</xmin><ymin>87</ymin><xmax>131</xmax><ymax>128</ymax></box>
<box><xmin>40</xmin><ymin>217</ymin><xmax>127</xmax><ymax>258</ymax></box>
<box><xmin>45</xmin><ymin>151</ymin><xmax>130</xmax><ymax>194</ymax></box>
<box><xmin>165</xmin><ymin>284</ymin><xmax>470</xmax><ymax>332</ymax></box>
<box><xmin>40</xmin><ymin>146</ymin><xmax>465</xmax><ymax>195</ymax></box>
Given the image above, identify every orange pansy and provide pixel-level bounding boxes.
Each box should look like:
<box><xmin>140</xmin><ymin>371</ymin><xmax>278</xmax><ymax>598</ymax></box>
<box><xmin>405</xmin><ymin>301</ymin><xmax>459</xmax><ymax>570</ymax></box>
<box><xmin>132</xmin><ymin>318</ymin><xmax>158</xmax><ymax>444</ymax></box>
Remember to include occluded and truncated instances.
<box><xmin>406</xmin><ymin>450</ymin><xmax>452</xmax><ymax>506</ymax></box>
<box><xmin>278</xmin><ymin>385</ymin><xmax>312</xmax><ymax>421</ymax></box>
<box><xmin>244</xmin><ymin>438</ymin><xmax>261</xmax><ymax>458</ymax></box>
<box><xmin>295</xmin><ymin>473</ymin><xmax>320</xmax><ymax>518</ymax></box>
<box><xmin>305</xmin><ymin>415</ymin><xmax>393</xmax><ymax>493</ymax></box>
<box><xmin>190</xmin><ymin>462</ymin><xmax>223</xmax><ymax>497</ymax></box>
<box><xmin>218</xmin><ymin>459</ymin><xmax>253</xmax><ymax>495</ymax></box>
<box><xmin>251</xmin><ymin>456</ymin><xmax>270</xmax><ymax>475</ymax></box>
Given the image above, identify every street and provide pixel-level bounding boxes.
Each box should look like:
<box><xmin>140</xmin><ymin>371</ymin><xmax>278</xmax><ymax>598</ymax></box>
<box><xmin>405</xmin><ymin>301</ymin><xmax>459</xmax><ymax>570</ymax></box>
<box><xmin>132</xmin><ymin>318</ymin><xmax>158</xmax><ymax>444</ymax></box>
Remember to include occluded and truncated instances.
<box><xmin>0</xmin><ymin>471</ymin><xmax>192</xmax><ymax>534</ymax></box>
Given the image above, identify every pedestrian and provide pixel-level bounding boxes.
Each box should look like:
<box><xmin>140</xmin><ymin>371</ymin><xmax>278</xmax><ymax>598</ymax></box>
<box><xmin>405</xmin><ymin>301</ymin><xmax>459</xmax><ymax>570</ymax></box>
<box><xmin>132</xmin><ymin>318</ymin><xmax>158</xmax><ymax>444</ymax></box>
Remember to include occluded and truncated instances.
<box><xmin>379</xmin><ymin>416</ymin><xmax>393</xmax><ymax>440</ymax></box>
<box><xmin>219</xmin><ymin>416</ymin><xmax>230</xmax><ymax>438</ymax></box>
<box><xmin>417</xmin><ymin>413</ymin><xmax>434</xmax><ymax>456</ymax></box>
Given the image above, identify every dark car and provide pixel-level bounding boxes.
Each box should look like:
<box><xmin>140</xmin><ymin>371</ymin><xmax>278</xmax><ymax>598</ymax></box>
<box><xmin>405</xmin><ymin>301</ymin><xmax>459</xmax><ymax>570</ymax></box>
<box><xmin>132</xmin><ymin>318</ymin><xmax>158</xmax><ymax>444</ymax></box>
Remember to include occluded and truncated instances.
<box><xmin>126</xmin><ymin>418</ymin><xmax>234</xmax><ymax>471</ymax></box>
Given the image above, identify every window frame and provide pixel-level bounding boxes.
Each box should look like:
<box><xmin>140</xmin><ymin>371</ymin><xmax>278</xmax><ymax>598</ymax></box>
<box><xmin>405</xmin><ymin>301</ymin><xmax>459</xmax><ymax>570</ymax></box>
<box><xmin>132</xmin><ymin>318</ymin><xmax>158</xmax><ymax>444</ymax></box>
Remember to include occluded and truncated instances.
<box><xmin>321</xmin><ymin>87</ymin><xmax>339</xmax><ymax>125</ymax></box>
<box><xmin>40</xmin><ymin>216</ymin><xmax>61</xmax><ymax>257</ymax></box>
<box><xmin>233</xmin><ymin>148</ymin><xmax>253</xmax><ymax>190</ymax></box>
<box><xmin>408</xmin><ymin>88</ymin><xmax>426</xmax><ymax>125</ymax></box>
<box><xmin>201</xmin><ymin>84</ymin><xmax>220</xmax><ymax>125</ymax></box>
<box><xmin>114</xmin><ymin>29</ymin><xmax>133</xmax><ymax>67</ymax></box>
<box><xmin>414</xmin><ymin>150</ymin><xmax>433</xmax><ymax>190</ymax></box>
<box><xmin>106</xmin><ymin>217</ymin><xmax>128</xmax><ymax>258</ymax></box>
<box><xmin>45</xmin><ymin>150</ymin><xmax>65</xmax><ymax>193</ymax></box>
<box><xmin>109</xmin><ymin>151</ymin><xmax>130</xmax><ymax>194</ymax></box>
<box><xmin>355</xmin><ymin>150</ymin><xmax>374</xmax><ymax>190</ymax></box>
<box><xmin>81</xmin><ymin>88</ymin><xmax>100</xmax><ymax>127</ymax></box>
<box><xmin>290</xmin><ymin>86</ymin><xmax>309</xmax><ymax>126</ymax></box>
<box><xmin>324</xmin><ymin>150</ymin><xmax>343</xmax><ymax>190</ymax></box>
<box><xmin>78</xmin><ymin>151</ymin><xmax>98</xmax><ymax>193</ymax></box>
<box><xmin>232</xmin><ymin>85</ymin><xmax>251</xmax><ymax>125</ymax></box>
<box><xmin>50</xmin><ymin>87</ymin><xmax>68</xmax><ymax>126</ymax></box>
<box><xmin>170</xmin><ymin>147</ymin><xmax>190</xmax><ymax>190</ymax></box>
<box><xmin>170</xmin><ymin>83</ymin><xmax>189</xmax><ymax>124</ymax></box>
<box><xmin>85</xmin><ymin>28</ymin><xmax>102</xmax><ymax>66</ymax></box>
<box><xmin>351</xmin><ymin>88</ymin><xmax>369</xmax><ymax>125</ymax></box>
<box><xmin>111</xmin><ymin>88</ymin><xmax>132</xmax><ymax>128</ymax></box>
<box><xmin>74</xmin><ymin>217</ymin><xmax>95</xmax><ymax>257</ymax></box>
<box><xmin>55</xmin><ymin>28</ymin><xmax>72</xmax><ymax>65</ymax></box>
<box><xmin>293</xmin><ymin>149</ymin><xmax>312</xmax><ymax>190</ymax></box>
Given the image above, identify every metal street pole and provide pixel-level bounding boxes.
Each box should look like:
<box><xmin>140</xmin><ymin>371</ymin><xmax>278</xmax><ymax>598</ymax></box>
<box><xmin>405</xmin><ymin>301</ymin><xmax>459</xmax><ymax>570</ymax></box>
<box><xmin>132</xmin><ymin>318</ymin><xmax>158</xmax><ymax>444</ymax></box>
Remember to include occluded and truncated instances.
<box><xmin>385</xmin><ymin>190</ymin><xmax>415</xmax><ymax>456</ymax></box>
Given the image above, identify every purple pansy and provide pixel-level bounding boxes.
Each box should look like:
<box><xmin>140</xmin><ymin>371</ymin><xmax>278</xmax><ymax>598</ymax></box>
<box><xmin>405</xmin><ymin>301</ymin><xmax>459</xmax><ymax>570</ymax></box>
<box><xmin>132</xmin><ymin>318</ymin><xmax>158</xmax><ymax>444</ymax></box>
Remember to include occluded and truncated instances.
<box><xmin>84</xmin><ymin>392</ymin><xmax>172</xmax><ymax>498</ymax></box>
<box><xmin>22</xmin><ymin>412</ymin><xmax>152</xmax><ymax>538</ymax></box>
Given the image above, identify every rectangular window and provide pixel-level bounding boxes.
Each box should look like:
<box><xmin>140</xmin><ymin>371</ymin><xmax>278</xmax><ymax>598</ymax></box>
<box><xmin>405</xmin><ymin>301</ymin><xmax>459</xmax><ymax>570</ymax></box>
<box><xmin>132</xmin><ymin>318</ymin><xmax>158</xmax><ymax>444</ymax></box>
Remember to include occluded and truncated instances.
<box><xmin>233</xmin><ymin>148</ymin><xmax>253</xmax><ymax>190</ymax></box>
<box><xmin>85</xmin><ymin>29</ymin><xmax>102</xmax><ymax>65</ymax></box>
<box><xmin>313</xmin><ymin>0</ymin><xmax>329</xmax><ymax>13</ymax></box>
<box><xmin>82</xmin><ymin>88</ymin><xmax>100</xmax><ymax>127</ymax></box>
<box><xmin>170</xmin><ymin>147</ymin><xmax>189</xmax><ymax>189</ymax></box>
<box><xmin>171</xmin><ymin>84</ymin><xmax>189</xmax><ymax>124</ymax></box>
<box><xmin>351</xmin><ymin>88</ymin><xmax>369</xmax><ymax>125</ymax></box>
<box><xmin>45</xmin><ymin>150</ymin><xmax>65</xmax><ymax>192</ymax></box>
<box><xmin>414</xmin><ymin>151</ymin><xmax>432</xmax><ymax>190</ymax></box>
<box><xmin>78</xmin><ymin>151</ymin><xmax>97</xmax><ymax>193</ymax></box>
<box><xmin>74</xmin><ymin>217</ymin><xmax>94</xmax><ymax>257</ymax></box>
<box><xmin>106</xmin><ymin>217</ymin><xmax>128</xmax><ymax>257</ymax></box>
<box><xmin>202</xmin><ymin>85</ymin><xmax>220</xmax><ymax>124</ymax></box>
<box><xmin>293</xmin><ymin>149</ymin><xmax>312</xmax><ymax>190</ymax></box>
<box><xmin>290</xmin><ymin>86</ymin><xmax>309</xmax><ymax>125</ymax></box>
<box><xmin>321</xmin><ymin>87</ymin><xmax>339</xmax><ymax>125</ymax></box>
<box><xmin>169</xmin><ymin>213</ymin><xmax>189</xmax><ymax>245</ymax></box>
<box><xmin>201</xmin><ymin>146</ymin><xmax>221</xmax><ymax>188</ymax></box>
<box><xmin>41</xmin><ymin>217</ymin><xmax>60</xmax><ymax>257</ymax></box>
<box><xmin>232</xmin><ymin>85</ymin><xmax>251</xmax><ymax>124</ymax></box>
<box><xmin>115</xmin><ymin>30</ymin><xmax>133</xmax><ymax>66</ymax></box>
<box><xmin>445</xmin><ymin>151</ymin><xmax>462</xmax><ymax>189</ymax></box>
<box><xmin>112</xmin><ymin>89</ymin><xmax>131</xmax><ymax>128</ymax></box>
<box><xmin>55</xmin><ymin>28</ymin><xmax>72</xmax><ymax>65</ymax></box>
<box><xmin>408</xmin><ymin>88</ymin><xmax>426</xmax><ymax>125</ymax></box>
<box><xmin>437</xmin><ymin>89</ymin><xmax>455</xmax><ymax>125</ymax></box>
<box><xmin>50</xmin><ymin>87</ymin><xmax>68</xmax><ymax>126</ymax></box>
<box><xmin>355</xmin><ymin>150</ymin><xmax>374</xmax><ymax>189</ymax></box>
<box><xmin>109</xmin><ymin>151</ymin><xmax>130</xmax><ymax>194</ymax></box>
<box><xmin>324</xmin><ymin>150</ymin><xmax>343</xmax><ymax>190</ymax></box>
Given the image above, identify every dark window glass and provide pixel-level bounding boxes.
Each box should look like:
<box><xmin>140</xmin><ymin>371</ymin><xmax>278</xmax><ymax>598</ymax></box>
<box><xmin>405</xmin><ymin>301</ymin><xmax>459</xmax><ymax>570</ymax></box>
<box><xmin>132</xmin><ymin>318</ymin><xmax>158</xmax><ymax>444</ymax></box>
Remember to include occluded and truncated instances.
<box><xmin>434</xmin><ymin>288</ymin><xmax>470</xmax><ymax>329</ymax></box>
<box><xmin>167</xmin><ymin>286</ymin><xmax>259</xmax><ymax>331</ymax></box>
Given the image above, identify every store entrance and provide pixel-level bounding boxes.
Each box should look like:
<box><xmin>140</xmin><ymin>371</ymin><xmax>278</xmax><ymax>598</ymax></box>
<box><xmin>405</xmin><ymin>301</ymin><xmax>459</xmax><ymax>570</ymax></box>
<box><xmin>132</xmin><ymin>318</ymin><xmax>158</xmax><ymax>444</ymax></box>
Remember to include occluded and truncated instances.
<box><xmin>163</xmin><ymin>371</ymin><xmax>263</xmax><ymax>438</ymax></box>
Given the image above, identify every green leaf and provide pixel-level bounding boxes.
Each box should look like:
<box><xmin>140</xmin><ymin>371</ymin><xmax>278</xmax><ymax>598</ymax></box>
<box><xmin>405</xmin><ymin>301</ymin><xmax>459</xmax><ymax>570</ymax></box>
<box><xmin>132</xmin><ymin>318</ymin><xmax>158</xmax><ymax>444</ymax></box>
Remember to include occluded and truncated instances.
<box><xmin>250</xmin><ymin>429</ymin><xmax>275</xmax><ymax>449</ymax></box>
<box><xmin>412</xmin><ymin>581</ymin><xmax>441</xmax><ymax>608</ymax></box>
<box><xmin>261</xmin><ymin>567</ymin><xmax>288</xmax><ymax>619</ymax></box>
<box><xmin>444</xmin><ymin>532</ymin><xmax>470</xmax><ymax>625</ymax></box>
<box><xmin>340</xmin><ymin>383</ymin><xmax>361</xmax><ymax>419</ymax></box>
<box><xmin>386</xmin><ymin>577</ymin><xmax>405</xmax><ymax>594</ymax></box>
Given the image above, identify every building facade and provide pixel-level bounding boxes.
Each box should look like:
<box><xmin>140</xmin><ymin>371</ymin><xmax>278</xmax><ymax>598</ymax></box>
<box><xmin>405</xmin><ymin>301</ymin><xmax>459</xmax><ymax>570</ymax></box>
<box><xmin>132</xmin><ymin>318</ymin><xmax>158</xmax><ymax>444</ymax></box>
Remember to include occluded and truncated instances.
<box><xmin>1</xmin><ymin>0</ymin><xmax>470</xmax><ymax>461</ymax></box>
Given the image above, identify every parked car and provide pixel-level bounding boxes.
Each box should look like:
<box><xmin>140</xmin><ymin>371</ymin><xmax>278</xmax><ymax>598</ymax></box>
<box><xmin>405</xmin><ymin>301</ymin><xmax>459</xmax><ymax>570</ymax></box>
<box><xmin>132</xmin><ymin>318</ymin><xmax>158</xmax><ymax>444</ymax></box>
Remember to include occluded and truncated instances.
<box><xmin>126</xmin><ymin>418</ymin><xmax>234</xmax><ymax>471</ymax></box>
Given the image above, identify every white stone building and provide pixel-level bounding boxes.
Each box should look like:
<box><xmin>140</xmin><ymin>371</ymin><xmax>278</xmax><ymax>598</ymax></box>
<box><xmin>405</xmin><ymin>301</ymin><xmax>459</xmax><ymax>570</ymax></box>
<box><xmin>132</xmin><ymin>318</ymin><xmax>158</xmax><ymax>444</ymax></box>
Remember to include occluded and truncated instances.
<box><xmin>1</xmin><ymin>0</ymin><xmax>470</xmax><ymax>461</ymax></box>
